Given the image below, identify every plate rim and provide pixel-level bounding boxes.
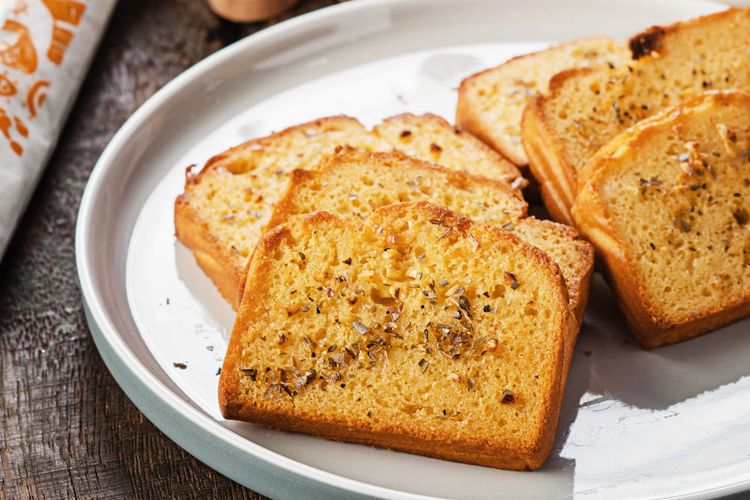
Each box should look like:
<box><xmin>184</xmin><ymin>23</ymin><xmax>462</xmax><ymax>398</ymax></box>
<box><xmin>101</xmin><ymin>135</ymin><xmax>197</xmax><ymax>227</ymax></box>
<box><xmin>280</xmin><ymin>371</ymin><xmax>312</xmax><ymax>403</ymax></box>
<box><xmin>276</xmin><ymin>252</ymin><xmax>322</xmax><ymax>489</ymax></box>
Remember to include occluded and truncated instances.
<box><xmin>75</xmin><ymin>0</ymin><xmax>747</xmax><ymax>498</ymax></box>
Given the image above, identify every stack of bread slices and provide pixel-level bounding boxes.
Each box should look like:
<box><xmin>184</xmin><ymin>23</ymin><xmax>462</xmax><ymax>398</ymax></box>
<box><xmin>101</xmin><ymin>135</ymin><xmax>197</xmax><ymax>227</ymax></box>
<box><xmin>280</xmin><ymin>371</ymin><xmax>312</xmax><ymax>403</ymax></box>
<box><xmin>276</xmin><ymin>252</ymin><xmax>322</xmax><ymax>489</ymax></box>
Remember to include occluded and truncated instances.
<box><xmin>176</xmin><ymin>111</ymin><xmax>593</xmax><ymax>469</ymax></box>
<box><xmin>460</xmin><ymin>7</ymin><xmax>750</xmax><ymax>348</ymax></box>
<box><xmin>174</xmin><ymin>5</ymin><xmax>750</xmax><ymax>471</ymax></box>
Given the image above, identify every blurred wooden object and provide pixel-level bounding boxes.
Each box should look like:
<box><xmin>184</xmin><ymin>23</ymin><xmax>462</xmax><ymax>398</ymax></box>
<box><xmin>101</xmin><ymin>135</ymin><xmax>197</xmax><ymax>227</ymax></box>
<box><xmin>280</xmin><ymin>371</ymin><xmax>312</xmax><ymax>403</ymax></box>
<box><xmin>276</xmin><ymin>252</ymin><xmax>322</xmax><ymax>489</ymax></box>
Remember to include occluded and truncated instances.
<box><xmin>207</xmin><ymin>0</ymin><xmax>298</xmax><ymax>22</ymax></box>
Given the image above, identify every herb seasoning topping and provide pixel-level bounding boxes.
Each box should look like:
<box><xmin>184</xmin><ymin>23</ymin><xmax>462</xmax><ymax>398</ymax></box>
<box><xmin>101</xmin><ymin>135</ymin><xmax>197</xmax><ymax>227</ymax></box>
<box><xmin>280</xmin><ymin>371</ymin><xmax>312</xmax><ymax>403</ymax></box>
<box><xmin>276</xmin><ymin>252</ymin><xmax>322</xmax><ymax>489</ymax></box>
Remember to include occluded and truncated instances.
<box><xmin>242</xmin><ymin>368</ymin><xmax>258</xmax><ymax>381</ymax></box>
<box><xmin>504</xmin><ymin>272</ymin><xmax>520</xmax><ymax>290</ymax></box>
<box><xmin>458</xmin><ymin>295</ymin><xmax>472</xmax><ymax>318</ymax></box>
<box><xmin>352</xmin><ymin>320</ymin><xmax>370</xmax><ymax>335</ymax></box>
<box><xmin>418</xmin><ymin>359</ymin><xmax>430</xmax><ymax>373</ymax></box>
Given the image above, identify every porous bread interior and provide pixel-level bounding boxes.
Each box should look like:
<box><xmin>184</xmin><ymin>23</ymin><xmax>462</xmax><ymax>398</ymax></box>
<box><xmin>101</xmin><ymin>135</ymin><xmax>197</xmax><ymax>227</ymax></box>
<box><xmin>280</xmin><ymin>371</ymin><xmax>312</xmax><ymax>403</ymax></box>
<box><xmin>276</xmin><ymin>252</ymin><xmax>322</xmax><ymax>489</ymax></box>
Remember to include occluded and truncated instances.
<box><xmin>181</xmin><ymin>117</ymin><xmax>390</xmax><ymax>264</ymax></box>
<box><xmin>184</xmin><ymin>112</ymin><xmax>525</xmax><ymax>274</ymax></box>
<box><xmin>269</xmin><ymin>150</ymin><xmax>527</xmax><ymax>229</ymax></box>
<box><xmin>373</xmin><ymin>113</ymin><xmax>525</xmax><ymax>187</ymax></box>
<box><xmin>511</xmin><ymin>218</ymin><xmax>593</xmax><ymax>322</ymax></box>
<box><xmin>177</xmin><ymin>113</ymin><xmax>532</xmax><ymax>309</ymax></box>
<box><xmin>457</xmin><ymin>37</ymin><xmax>629</xmax><ymax>165</ymax></box>
<box><xmin>221</xmin><ymin>203</ymin><xmax>567</xmax><ymax>467</ymax></box>
<box><xmin>540</xmin><ymin>8</ymin><xmax>750</xmax><ymax>184</ymax></box>
<box><xmin>269</xmin><ymin>149</ymin><xmax>592</xmax><ymax>321</ymax></box>
<box><xmin>575</xmin><ymin>91</ymin><xmax>750</xmax><ymax>328</ymax></box>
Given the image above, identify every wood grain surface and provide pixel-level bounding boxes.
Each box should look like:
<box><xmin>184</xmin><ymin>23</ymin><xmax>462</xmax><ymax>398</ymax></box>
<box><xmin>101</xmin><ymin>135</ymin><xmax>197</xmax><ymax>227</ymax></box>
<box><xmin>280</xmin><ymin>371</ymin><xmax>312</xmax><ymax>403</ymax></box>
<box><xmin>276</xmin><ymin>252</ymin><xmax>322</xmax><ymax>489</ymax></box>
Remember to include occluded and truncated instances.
<box><xmin>0</xmin><ymin>1</ymin><xmax>340</xmax><ymax>498</ymax></box>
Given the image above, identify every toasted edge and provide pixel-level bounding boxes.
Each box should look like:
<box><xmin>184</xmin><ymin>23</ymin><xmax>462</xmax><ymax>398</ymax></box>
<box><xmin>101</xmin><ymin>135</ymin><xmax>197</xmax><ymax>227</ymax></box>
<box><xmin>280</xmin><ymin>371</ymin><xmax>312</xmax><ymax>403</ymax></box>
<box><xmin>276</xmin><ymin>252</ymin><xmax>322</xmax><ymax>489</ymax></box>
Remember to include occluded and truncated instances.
<box><xmin>266</xmin><ymin>149</ymin><xmax>528</xmax><ymax>230</ymax></box>
<box><xmin>572</xmin><ymin>90</ymin><xmax>750</xmax><ymax>348</ymax></box>
<box><xmin>457</xmin><ymin>36</ymin><xmax>620</xmax><ymax>166</ymax></box>
<box><xmin>376</xmin><ymin>112</ymin><xmax>527</xmax><ymax>188</ymax></box>
<box><xmin>174</xmin><ymin>165</ymin><xmax>246</xmax><ymax>307</ymax></box>
<box><xmin>516</xmin><ymin>217</ymin><xmax>595</xmax><ymax>325</ymax></box>
<box><xmin>174</xmin><ymin>115</ymin><xmax>367</xmax><ymax>309</ymax></box>
<box><xmin>220</xmin><ymin>201</ymin><xmax>574</xmax><ymax>470</ymax></box>
<box><xmin>627</xmin><ymin>7</ymin><xmax>747</xmax><ymax>61</ymax></box>
<box><xmin>520</xmin><ymin>68</ymin><xmax>596</xmax><ymax>225</ymax></box>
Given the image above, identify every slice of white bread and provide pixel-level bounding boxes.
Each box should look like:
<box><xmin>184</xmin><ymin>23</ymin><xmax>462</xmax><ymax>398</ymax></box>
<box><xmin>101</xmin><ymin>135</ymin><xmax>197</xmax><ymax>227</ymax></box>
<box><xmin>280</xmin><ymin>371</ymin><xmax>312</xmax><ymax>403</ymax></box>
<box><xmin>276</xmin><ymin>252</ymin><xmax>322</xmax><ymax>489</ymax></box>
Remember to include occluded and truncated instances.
<box><xmin>523</xmin><ymin>7</ymin><xmax>750</xmax><ymax>225</ymax></box>
<box><xmin>267</xmin><ymin>149</ymin><xmax>593</xmax><ymax>327</ymax></box>
<box><xmin>456</xmin><ymin>37</ymin><xmax>629</xmax><ymax>166</ymax></box>
<box><xmin>373</xmin><ymin>113</ymin><xmax>526</xmax><ymax>188</ymax></box>
<box><xmin>174</xmin><ymin>116</ymin><xmax>391</xmax><ymax>308</ymax></box>
<box><xmin>176</xmin><ymin>115</ymin><xmax>528</xmax><ymax>309</ymax></box>
<box><xmin>219</xmin><ymin>201</ymin><xmax>575</xmax><ymax>470</ymax></box>
<box><xmin>573</xmin><ymin>91</ymin><xmax>750</xmax><ymax>348</ymax></box>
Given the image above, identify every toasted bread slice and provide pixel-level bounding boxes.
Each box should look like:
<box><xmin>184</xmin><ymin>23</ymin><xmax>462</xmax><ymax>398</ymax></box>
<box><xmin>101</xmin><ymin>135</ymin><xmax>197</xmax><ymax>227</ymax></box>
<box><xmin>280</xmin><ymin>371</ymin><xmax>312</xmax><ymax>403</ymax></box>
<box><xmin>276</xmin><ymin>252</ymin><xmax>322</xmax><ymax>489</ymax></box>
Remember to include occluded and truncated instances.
<box><xmin>373</xmin><ymin>113</ymin><xmax>526</xmax><ymax>188</ymax></box>
<box><xmin>220</xmin><ymin>201</ymin><xmax>574</xmax><ymax>470</ymax></box>
<box><xmin>177</xmin><ymin>114</ymin><xmax>531</xmax><ymax>309</ymax></box>
<box><xmin>573</xmin><ymin>91</ymin><xmax>750</xmax><ymax>348</ymax></box>
<box><xmin>523</xmin><ymin>7</ymin><xmax>750</xmax><ymax>225</ymax></box>
<box><xmin>268</xmin><ymin>149</ymin><xmax>592</xmax><ymax>326</ymax></box>
<box><xmin>456</xmin><ymin>37</ymin><xmax>629</xmax><ymax>166</ymax></box>
<box><xmin>267</xmin><ymin>149</ymin><xmax>527</xmax><ymax>227</ymax></box>
<box><xmin>174</xmin><ymin>116</ymin><xmax>392</xmax><ymax>308</ymax></box>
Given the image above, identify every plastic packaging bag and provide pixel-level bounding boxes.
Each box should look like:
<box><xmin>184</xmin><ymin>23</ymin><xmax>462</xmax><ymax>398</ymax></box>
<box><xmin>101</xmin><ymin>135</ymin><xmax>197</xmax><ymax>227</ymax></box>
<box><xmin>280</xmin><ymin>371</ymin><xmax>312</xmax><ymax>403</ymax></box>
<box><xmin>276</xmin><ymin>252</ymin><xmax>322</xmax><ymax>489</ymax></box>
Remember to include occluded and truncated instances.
<box><xmin>0</xmin><ymin>0</ymin><xmax>116</xmax><ymax>260</ymax></box>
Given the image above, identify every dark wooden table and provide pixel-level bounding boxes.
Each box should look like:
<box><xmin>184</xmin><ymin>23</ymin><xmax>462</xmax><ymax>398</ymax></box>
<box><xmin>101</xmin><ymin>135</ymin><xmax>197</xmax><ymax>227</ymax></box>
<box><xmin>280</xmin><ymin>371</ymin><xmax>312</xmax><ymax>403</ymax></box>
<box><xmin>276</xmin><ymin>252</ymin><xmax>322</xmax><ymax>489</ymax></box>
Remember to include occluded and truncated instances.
<box><xmin>0</xmin><ymin>1</ymin><xmax>340</xmax><ymax>497</ymax></box>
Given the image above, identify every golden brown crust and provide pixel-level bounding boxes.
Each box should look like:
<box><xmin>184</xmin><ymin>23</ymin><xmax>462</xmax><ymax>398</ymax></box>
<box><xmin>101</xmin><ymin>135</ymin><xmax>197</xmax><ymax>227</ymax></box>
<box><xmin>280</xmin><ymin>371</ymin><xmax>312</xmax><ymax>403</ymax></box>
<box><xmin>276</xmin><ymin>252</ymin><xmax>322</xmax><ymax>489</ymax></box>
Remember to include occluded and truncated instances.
<box><xmin>374</xmin><ymin>112</ymin><xmax>527</xmax><ymax>188</ymax></box>
<box><xmin>457</xmin><ymin>37</ymin><xmax>626</xmax><ymax>167</ymax></box>
<box><xmin>573</xmin><ymin>91</ymin><xmax>750</xmax><ymax>348</ymax></box>
<box><xmin>174</xmin><ymin>166</ymin><xmax>245</xmax><ymax>308</ymax></box>
<box><xmin>200</xmin><ymin>115</ymin><xmax>364</xmax><ymax>175</ymax></box>
<box><xmin>220</xmin><ymin>403</ymin><xmax>550</xmax><ymax>470</ymax></box>
<box><xmin>627</xmin><ymin>7</ymin><xmax>747</xmax><ymax>61</ymax></box>
<box><xmin>267</xmin><ymin>149</ymin><xmax>528</xmax><ymax>230</ymax></box>
<box><xmin>515</xmin><ymin>217</ymin><xmax>595</xmax><ymax>325</ymax></box>
<box><xmin>520</xmin><ymin>75</ymin><xmax>589</xmax><ymax>226</ymax></box>
<box><xmin>523</xmin><ymin>7</ymin><xmax>750</xmax><ymax>225</ymax></box>
<box><xmin>174</xmin><ymin>116</ymin><xmax>371</xmax><ymax>309</ymax></box>
<box><xmin>220</xmin><ymin>201</ymin><xmax>573</xmax><ymax>470</ymax></box>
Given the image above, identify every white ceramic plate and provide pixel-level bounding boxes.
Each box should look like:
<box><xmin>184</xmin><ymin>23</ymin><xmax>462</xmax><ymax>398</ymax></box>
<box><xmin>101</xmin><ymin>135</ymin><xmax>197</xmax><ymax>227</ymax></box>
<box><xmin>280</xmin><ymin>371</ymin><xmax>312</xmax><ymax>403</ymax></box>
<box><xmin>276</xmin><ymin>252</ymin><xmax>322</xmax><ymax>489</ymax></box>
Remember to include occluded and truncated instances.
<box><xmin>76</xmin><ymin>1</ymin><xmax>750</xmax><ymax>498</ymax></box>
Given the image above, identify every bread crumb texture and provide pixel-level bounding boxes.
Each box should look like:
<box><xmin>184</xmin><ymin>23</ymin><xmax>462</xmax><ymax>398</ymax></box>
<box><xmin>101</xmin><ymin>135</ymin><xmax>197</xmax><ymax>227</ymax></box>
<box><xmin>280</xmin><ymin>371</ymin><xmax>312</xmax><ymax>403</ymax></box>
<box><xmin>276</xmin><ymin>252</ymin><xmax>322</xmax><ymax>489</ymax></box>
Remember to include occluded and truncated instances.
<box><xmin>220</xmin><ymin>202</ymin><xmax>569</xmax><ymax>469</ymax></box>
<box><xmin>269</xmin><ymin>149</ymin><xmax>526</xmax><ymax>228</ymax></box>
<box><xmin>540</xmin><ymin>8</ymin><xmax>750</xmax><ymax>180</ymax></box>
<box><xmin>457</xmin><ymin>37</ymin><xmax>629</xmax><ymax>165</ymax></box>
<box><xmin>175</xmin><ymin>114</ymin><xmax>527</xmax><ymax>308</ymax></box>
<box><xmin>574</xmin><ymin>90</ymin><xmax>750</xmax><ymax>346</ymax></box>
<box><xmin>373</xmin><ymin>113</ymin><xmax>524</xmax><ymax>187</ymax></box>
<box><xmin>270</xmin><ymin>149</ymin><xmax>592</xmax><ymax>322</ymax></box>
<box><xmin>180</xmin><ymin>117</ymin><xmax>389</xmax><ymax>263</ymax></box>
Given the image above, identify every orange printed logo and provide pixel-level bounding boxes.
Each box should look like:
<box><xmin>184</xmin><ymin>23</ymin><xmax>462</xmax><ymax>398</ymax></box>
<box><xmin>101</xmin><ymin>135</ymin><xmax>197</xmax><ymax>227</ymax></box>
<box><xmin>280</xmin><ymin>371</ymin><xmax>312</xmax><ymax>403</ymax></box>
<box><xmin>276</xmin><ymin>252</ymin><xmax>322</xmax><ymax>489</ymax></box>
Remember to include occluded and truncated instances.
<box><xmin>0</xmin><ymin>75</ymin><xmax>17</xmax><ymax>96</ymax></box>
<box><xmin>1</xmin><ymin>20</ymin><xmax>37</xmax><ymax>73</ymax></box>
<box><xmin>43</xmin><ymin>0</ymin><xmax>86</xmax><ymax>65</ymax></box>
<box><xmin>1</xmin><ymin>0</ymin><xmax>87</xmax><ymax>156</ymax></box>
